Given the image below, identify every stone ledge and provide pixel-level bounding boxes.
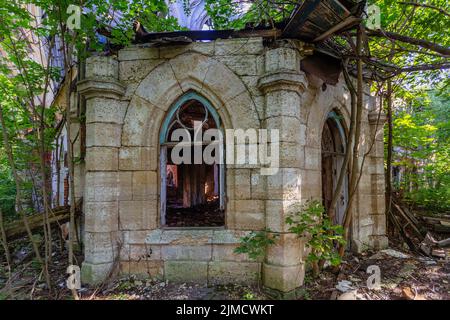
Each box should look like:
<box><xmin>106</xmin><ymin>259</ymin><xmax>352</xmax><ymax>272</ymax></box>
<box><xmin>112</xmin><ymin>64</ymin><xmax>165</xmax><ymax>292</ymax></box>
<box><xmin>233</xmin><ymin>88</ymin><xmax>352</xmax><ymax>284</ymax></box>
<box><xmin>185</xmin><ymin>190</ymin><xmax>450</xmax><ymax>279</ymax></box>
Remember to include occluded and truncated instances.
<box><xmin>144</xmin><ymin>229</ymin><xmax>251</xmax><ymax>245</ymax></box>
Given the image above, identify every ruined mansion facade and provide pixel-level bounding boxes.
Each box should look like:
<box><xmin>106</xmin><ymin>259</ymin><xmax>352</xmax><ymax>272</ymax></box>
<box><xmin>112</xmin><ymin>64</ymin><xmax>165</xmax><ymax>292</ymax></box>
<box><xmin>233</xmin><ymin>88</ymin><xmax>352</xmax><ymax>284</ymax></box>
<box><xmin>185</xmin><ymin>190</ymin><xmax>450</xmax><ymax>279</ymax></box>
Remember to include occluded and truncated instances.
<box><xmin>72</xmin><ymin>37</ymin><xmax>388</xmax><ymax>294</ymax></box>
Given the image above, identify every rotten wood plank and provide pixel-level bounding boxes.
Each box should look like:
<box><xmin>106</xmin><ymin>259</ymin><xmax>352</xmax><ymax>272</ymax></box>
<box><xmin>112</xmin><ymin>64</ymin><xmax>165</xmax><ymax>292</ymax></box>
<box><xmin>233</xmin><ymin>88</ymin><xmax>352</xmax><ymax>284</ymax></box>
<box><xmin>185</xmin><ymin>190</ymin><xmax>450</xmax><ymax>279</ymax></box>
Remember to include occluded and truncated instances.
<box><xmin>393</xmin><ymin>202</ymin><xmax>424</xmax><ymax>238</ymax></box>
<box><xmin>309</xmin><ymin>2</ymin><xmax>344</xmax><ymax>29</ymax></box>
<box><xmin>4</xmin><ymin>199</ymin><xmax>82</xmax><ymax>241</ymax></box>
<box><xmin>298</xmin><ymin>20</ymin><xmax>326</xmax><ymax>41</ymax></box>
<box><xmin>282</xmin><ymin>0</ymin><xmax>323</xmax><ymax>38</ymax></box>
<box><xmin>322</xmin><ymin>0</ymin><xmax>351</xmax><ymax>18</ymax></box>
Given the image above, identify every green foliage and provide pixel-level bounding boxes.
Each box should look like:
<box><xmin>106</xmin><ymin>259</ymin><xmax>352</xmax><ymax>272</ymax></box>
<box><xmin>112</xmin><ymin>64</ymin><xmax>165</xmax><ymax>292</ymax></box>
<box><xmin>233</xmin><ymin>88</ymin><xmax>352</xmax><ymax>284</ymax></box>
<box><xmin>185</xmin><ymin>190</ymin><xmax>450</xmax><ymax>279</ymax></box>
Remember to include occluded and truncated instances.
<box><xmin>234</xmin><ymin>230</ymin><xmax>277</xmax><ymax>261</ymax></box>
<box><xmin>0</xmin><ymin>0</ymin><xmax>186</xmax><ymax>219</ymax></box>
<box><xmin>105</xmin><ymin>0</ymin><xmax>184</xmax><ymax>46</ymax></box>
<box><xmin>360</xmin><ymin>1</ymin><xmax>450</xmax><ymax>212</ymax></box>
<box><xmin>205</xmin><ymin>0</ymin><xmax>295</xmax><ymax>30</ymax></box>
<box><xmin>31</xmin><ymin>257</ymin><xmax>43</xmax><ymax>271</ymax></box>
<box><xmin>0</xmin><ymin>159</ymin><xmax>15</xmax><ymax>220</ymax></box>
<box><xmin>368</xmin><ymin>0</ymin><xmax>450</xmax><ymax>87</ymax></box>
<box><xmin>391</xmin><ymin>88</ymin><xmax>450</xmax><ymax>211</ymax></box>
<box><xmin>286</xmin><ymin>200</ymin><xmax>346</xmax><ymax>267</ymax></box>
<box><xmin>242</xmin><ymin>291</ymin><xmax>255</xmax><ymax>300</ymax></box>
<box><xmin>296</xmin><ymin>287</ymin><xmax>312</xmax><ymax>300</ymax></box>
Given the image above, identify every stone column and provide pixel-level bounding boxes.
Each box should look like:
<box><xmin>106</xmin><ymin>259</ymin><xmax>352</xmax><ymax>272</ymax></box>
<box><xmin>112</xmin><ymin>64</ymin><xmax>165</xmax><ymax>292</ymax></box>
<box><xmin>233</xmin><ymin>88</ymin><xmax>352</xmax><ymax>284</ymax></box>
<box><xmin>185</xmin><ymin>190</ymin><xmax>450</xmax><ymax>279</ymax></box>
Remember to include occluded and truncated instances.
<box><xmin>368</xmin><ymin>109</ymin><xmax>389</xmax><ymax>249</ymax></box>
<box><xmin>258</xmin><ymin>47</ymin><xmax>308</xmax><ymax>296</ymax></box>
<box><xmin>78</xmin><ymin>56</ymin><xmax>127</xmax><ymax>284</ymax></box>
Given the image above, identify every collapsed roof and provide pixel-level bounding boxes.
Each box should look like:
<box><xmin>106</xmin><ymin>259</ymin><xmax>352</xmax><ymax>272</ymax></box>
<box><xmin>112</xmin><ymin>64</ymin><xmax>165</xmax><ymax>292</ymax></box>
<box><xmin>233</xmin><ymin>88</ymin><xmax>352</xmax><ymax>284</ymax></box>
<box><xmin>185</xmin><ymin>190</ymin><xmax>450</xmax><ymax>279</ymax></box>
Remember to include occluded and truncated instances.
<box><xmin>132</xmin><ymin>0</ymin><xmax>366</xmax><ymax>85</ymax></box>
<box><xmin>135</xmin><ymin>0</ymin><xmax>363</xmax><ymax>44</ymax></box>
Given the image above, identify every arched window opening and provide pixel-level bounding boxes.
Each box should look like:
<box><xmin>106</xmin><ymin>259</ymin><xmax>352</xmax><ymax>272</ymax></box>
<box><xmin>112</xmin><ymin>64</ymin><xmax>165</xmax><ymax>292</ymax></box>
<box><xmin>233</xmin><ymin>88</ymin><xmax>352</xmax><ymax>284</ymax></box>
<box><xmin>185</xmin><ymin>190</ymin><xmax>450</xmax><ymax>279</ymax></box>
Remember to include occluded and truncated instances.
<box><xmin>160</xmin><ymin>93</ymin><xmax>225</xmax><ymax>228</ymax></box>
<box><xmin>321</xmin><ymin>111</ymin><xmax>348</xmax><ymax>226</ymax></box>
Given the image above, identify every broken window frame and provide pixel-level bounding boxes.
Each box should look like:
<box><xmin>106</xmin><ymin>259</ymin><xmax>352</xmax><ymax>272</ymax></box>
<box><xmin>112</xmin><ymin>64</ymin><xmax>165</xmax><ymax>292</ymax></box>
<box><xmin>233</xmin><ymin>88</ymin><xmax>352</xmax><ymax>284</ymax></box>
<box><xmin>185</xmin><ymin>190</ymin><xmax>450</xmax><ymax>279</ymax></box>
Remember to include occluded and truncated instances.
<box><xmin>159</xmin><ymin>92</ymin><xmax>225</xmax><ymax>228</ymax></box>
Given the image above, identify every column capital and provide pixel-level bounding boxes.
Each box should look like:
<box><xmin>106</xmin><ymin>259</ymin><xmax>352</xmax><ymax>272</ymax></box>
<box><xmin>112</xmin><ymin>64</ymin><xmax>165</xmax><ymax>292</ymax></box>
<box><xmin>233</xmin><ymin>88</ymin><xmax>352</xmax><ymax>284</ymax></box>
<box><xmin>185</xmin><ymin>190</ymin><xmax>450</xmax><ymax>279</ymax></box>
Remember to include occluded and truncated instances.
<box><xmin>78</xmin><ymin>78</ymin><xmax>126</xmax><ymax>100</ymax></box>
<box><xmin>258</xmin><ymin>71</ymin><xmax>308</xmax><ymax>94</ymax></box>
<box><xmin>368</xmin><ymin>110</ymin><xmax>387</xmax><ymax>125</ymax></box>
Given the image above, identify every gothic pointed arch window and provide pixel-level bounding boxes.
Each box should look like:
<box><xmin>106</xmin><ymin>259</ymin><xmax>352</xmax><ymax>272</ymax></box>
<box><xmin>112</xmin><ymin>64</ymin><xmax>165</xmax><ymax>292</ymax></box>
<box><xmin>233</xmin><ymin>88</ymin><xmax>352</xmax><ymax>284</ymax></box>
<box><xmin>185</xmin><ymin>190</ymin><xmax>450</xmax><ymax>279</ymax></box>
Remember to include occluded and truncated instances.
<box><xmin>159</xmin><ymin>92</ymin><xmax>225</xmax><ymax>227</ymax></box>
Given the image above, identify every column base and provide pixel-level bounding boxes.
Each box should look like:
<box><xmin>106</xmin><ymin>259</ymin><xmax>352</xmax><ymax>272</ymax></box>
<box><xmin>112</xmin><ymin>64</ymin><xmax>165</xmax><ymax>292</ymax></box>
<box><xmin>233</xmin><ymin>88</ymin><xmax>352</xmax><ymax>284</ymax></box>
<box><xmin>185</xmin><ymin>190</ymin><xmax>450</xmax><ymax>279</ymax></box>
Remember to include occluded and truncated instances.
<box><xmin>352</xmin><ymin>235</ymin><xmax>389</xmax><ymax>253</ymax></box>
<box><xmin>262</xmin><ymin>262</ymin><xmax>305</xmax><ymax>293</ymax></box>
<box><xmin>263</xmin><ymin>286</ymin><xmax>309</xmax><ymax>300</ymax></box>
<box><xmin>371</xmin><ymin>235</ymin><xmax>389</xmax><ymax>250</ymax></box>
<box><xmin>81</xmin><ymin>262</ymin><xmax>116</xmax><ymax>285</ymax></box>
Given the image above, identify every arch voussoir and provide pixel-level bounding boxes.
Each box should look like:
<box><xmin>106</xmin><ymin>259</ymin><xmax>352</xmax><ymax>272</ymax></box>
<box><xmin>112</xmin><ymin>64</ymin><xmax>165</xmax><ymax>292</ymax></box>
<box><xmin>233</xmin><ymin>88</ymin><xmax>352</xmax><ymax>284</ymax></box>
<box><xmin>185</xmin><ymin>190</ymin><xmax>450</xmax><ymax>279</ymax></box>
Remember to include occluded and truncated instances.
<box><xmin>123</xmin><ymin>52</ymin><xmax>260</xmax><ymax>149</ymax></box>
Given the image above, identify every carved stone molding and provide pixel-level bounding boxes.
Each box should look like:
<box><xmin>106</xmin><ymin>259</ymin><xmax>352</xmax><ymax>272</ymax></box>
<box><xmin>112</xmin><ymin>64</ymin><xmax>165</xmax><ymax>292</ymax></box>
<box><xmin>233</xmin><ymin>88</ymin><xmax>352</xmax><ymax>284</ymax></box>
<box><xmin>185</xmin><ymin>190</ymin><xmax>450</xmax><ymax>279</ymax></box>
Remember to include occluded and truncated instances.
<box><xmin>258</xmin><ymin>71</ymin><xmax>308</xmax><ymax>94</ymax></box>
<box><xmin>78</xmin><ymin>78</ymin><xmax>126</xmax><ymax>100</ymax></box>
<box><xmin>368</xmin><ymin>110</ymin><xmax>387</xmax><ymax>125</ymax></box>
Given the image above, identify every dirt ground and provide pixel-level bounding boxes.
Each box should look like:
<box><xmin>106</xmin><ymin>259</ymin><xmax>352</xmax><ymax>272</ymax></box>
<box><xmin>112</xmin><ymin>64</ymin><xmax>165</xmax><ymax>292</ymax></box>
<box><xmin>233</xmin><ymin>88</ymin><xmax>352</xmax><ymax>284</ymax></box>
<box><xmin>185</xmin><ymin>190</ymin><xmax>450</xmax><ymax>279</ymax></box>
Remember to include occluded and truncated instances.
<box><xmin>303</xmin><ymin>248</ymin><xmax>450</xmax><ymax>300</ymax></box>
<box><xmin>0</xmin><ymin>238</ymin><xmax>449</xmax><ymax>300</ymax></box>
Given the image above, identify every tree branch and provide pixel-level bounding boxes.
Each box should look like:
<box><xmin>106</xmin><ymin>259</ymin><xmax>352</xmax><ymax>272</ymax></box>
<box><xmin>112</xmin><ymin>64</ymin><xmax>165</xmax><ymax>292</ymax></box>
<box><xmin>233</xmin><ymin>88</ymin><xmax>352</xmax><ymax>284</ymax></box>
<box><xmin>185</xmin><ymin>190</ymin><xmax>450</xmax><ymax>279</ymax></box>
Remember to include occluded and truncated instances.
<box><xmin>366</xmin><ymin>29</ymin><xmax>450</xmax><ymax>57</ymax></box>
<box><xmin>393</xmin><ymin>62</ymin><xmax>450</xmax><ymax>75</ymax></box>
<box><xmin>399</xmin><ymin>2</ymin><xmax>450</xmax><ymax>18</ymax></box>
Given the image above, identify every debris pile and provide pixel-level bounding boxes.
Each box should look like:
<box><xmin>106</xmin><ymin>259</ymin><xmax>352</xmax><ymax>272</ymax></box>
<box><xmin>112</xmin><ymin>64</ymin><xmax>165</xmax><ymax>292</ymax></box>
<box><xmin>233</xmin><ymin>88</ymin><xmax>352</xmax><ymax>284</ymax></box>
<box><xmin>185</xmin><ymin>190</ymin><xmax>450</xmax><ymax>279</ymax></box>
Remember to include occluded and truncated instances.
<box><xmin>389</xmin><ymin>199</ymin><xmax>450</xmax><ymax>260</ymax></box>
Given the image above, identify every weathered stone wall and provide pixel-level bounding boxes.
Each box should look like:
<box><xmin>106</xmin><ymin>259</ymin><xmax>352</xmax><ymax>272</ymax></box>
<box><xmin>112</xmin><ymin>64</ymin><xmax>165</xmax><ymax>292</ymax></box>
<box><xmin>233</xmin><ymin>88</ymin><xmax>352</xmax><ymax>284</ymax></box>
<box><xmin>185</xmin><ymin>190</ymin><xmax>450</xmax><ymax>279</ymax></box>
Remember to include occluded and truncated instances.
<box><xmin>78</xmin><ymin>37</ymin><xmax>388</xmax><ymax>292</ymax></box>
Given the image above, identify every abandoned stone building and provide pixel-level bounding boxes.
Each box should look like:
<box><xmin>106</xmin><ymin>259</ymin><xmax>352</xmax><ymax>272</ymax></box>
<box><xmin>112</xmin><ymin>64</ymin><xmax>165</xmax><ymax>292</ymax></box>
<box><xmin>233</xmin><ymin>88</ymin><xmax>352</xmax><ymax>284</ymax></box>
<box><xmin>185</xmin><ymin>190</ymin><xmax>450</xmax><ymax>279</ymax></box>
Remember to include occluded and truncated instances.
<box><xmin>63</xmin><ymin>1</ymin><xmax>388</xmax><ymax>295</ymax></box>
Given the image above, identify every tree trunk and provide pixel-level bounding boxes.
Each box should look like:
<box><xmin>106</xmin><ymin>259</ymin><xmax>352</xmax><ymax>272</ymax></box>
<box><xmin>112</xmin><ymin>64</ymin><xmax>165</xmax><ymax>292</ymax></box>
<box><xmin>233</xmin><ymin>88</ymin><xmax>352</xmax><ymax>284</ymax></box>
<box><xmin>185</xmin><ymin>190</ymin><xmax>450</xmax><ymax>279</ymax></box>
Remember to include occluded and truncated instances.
<box><xmin>339</xmin><ymin>24</ymin><xmax>364</xmax><ymax>257</ymax></box>
<box><xmin>55</xmin><ymin>139</ymin><xmax>61</xmax><ymax>207</ymax></box>
<box><xmin>37</xmin><ymin>127</ymin><xmax>52</xmax><ymax>290</ymax></box>
<box><xmin>58</xmin><ymin>9</ymin><xmax>80</xmax><ymax>299</ymax></box>
<box><xmin>0</xmin><ymin>206</ymin><xmax>11</xmax><ymax>267</ymax></box>
<box><xmin>329</xmin><ymin>60</ymin><xmax>356</xmax><ymax>219</ymax></box>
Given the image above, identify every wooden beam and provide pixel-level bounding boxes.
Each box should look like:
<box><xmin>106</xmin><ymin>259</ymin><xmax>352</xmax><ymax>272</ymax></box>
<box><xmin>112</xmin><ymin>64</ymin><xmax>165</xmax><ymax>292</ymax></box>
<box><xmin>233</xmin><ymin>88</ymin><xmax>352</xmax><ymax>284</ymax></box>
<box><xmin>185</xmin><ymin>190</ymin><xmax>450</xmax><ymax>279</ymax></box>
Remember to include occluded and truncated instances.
<box><xmin>4</xmin><ymin>200</ymin><xmax>82</xmax><ymax>241</ymax></box>
<box><xmin>313</xmin><ymin>16</ymin><xmax>361</xmax><ymax>42</ymax></box>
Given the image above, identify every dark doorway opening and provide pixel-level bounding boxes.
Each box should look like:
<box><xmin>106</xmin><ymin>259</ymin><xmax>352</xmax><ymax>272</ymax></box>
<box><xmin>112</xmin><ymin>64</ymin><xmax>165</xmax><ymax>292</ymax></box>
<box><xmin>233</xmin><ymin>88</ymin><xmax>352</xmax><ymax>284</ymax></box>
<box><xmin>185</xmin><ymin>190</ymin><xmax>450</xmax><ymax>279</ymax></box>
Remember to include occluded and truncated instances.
<box><xmin>321</xmin><ymin>112</ymin><xmax>348</xmax><ymax>225</ymax></box>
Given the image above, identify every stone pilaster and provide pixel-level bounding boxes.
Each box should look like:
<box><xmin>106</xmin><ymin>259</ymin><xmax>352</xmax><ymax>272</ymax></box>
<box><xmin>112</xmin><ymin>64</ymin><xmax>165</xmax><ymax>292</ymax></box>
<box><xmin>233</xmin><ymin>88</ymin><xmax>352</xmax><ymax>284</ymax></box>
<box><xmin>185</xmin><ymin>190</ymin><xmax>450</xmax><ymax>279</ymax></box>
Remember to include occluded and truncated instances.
<box><xmin>258</xmin><ymin>47</ymin><xmax>308</xmax><ymax>294</ymax></box>
<box><xmin>78</xmin><ymin>56</ymin><xmax>126</xmax><ymax>284</ymax></box>
<box><xmin>368</xmin><ymin>109</ymin><xmax>389</xmax><ymax>249</ymax></box>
